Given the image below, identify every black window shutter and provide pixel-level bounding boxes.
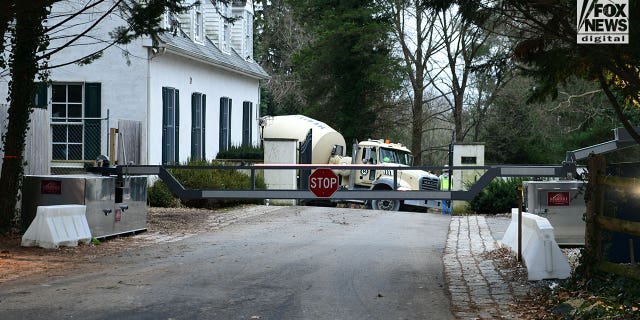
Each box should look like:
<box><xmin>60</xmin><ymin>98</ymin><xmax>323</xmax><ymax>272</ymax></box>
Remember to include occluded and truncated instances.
<box><xmin>228</xmin><ymin>98</ymin><xmax>232</xmax><ymax>150</ymax></box>
<box><xmin>219</xmin><ymin>97</ymin><xmax>227</xmax><ymax>152</ymax></box>
<box><xmin>191</xmin><ymin>93</ymin><xmax>197</xmax><ymax>160</ymax></box>
<box><xmin>202</xmin><ymin>94</ymin><xmax>206</xmax><ymax>160</ymax></box>
<box><xmin>84</xmin><ymin>83</ymin><xmax>101</xmax><ymax>160</ymax></box>
<box><xmin>162</xmin><ymin>87</ymin><xmax>168</xmax><ymax>164</ymax></box>
<box><xmin>174</xmin><ymin>89</ymin><xmax>180</xmax><ymax>164</ymax></box>
<box><xmin>242</xmin><ymin>101</ymin><xmax>252</xmax><ymax>147</ymax></box>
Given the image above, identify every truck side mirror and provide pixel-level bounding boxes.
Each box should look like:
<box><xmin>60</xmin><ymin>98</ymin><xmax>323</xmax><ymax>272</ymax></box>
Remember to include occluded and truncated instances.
<box><xmin>331</xmin><ymin>145</ymin><xmax>344</xmax><ymax>156</ymax></box>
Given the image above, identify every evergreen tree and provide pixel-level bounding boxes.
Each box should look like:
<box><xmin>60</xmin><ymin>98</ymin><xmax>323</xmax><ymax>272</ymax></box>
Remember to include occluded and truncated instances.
<box><xmin>288</xmin><ymin>0</ymin><xmax>402</xmax><ymax>146</ymax></box>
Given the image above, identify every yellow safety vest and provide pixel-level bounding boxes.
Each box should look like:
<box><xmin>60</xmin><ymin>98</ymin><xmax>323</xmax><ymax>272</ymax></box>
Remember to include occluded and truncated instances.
<box><xmin>439</xmin><ymin>175</ymin><xmax>451</xmax><ymax>191</ymax></box>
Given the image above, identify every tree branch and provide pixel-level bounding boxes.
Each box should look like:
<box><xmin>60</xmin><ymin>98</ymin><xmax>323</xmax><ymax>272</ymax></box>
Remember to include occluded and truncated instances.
<box><xmin>598</xmin><ymin>72</ymin><xmax>640</xmax><ymax>145</ymax></box>
<box><xmin>38</xmin><ymin>0</ymin><xmax>122</xmax><ymax>62</ymax></box>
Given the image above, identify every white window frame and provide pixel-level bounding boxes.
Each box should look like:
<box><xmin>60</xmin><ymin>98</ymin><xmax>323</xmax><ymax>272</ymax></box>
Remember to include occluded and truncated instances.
<box><xmin>193</xmin><ymin>2</ymin><xmax>204</xmax><ymax>43</ymax></box>
<box><xmin>244</xmin><ymin>12</ymin><xmax>253</xmax><ymax>60</ymax></box>
<box><xmin>164</xmin><ymin>10</ymin><xmax>179</xmax><ymax>35</ymax></box>
<box><xmin>220</xmin><ymin>4</ymin><xmax>231</xmax><ymax>53</ymax></box>
<box><xmin>51</xmin><ymin>83</ymin><xmax>85</xmax><ymax>161</ymax></box>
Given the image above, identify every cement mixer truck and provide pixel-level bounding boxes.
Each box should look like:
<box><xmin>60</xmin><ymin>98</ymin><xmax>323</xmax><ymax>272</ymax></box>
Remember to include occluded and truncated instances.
<box><xmin>261</xmin><ymin>115</ymin><xmax>440</xmax><ymax>211</ymax></box>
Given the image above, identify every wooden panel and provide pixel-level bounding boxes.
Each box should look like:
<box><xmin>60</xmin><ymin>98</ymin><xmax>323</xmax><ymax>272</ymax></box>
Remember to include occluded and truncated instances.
<box><xmin>0</xmin><ymin>105</ymin><xmax>50</xmax><ymax>176</ymax></box>
<box><xmin>597</xmin><ymin>215</ymin><xmax>640</xmax><ymax>237</ymax></box>
<box><xmin>117</xmin><ymin>120</ymin><xmax>141</xmax><ymax>165</ymax></box>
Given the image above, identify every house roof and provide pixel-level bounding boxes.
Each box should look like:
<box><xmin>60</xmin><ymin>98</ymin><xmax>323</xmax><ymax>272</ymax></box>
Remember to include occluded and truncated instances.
<box><xmin>155</xmin><ymin>31</ymin><xmax>269</xmax><ymax>80</ymax></box>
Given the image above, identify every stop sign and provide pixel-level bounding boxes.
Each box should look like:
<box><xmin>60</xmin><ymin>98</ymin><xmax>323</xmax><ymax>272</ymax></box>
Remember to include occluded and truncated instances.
<box><xmin>309</xmin><ymin>168</ymin><xmax>339</xmax><ymax>198</ymax></box>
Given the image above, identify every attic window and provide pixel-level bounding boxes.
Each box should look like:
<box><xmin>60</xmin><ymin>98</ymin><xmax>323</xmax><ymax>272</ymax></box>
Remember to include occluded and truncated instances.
<box><xmin>220</xmin><ymin>4</ymin><xmax>231</xmax><ymax>53</ymax></box>
<box><xmin>164</xmin><ymin>11</ymin><xmax>178</xmax><ymax>36</ymax></box>
<box><xmin>193</xmin><ymin>3</ymin><xmax>204</xmax><ymax>43</ymax></box>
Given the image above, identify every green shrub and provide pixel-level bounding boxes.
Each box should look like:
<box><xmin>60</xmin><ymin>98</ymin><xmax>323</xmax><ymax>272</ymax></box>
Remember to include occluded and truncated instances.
<box><xmin>468</xmin><ymin>178</ymin><xmax>526</xmax><ymax>214</ymax></box>
<box><xmin>170</xmin><ymin>159</ymin><xmax>266</xmax><ymax>209</ymax></box>
<box><xmin>216</xmin><ymin>144</ymin><xmax>263</xmax><ymax>160</ymax></box>
<box><xmin>147</xmin><ymin>179</ymin><xmax>180</xmax><ymax>207</ymax></box>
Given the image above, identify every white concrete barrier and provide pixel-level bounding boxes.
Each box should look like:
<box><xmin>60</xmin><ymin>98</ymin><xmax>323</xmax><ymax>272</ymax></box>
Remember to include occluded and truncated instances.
<box><xmin>500</xmin><ymin>208</ymin><xmax>571</xmax><ymax>280</ymax></box>
<box><xmin>22</xmin><ymin>205</ymin><xmax>92</xmax><ymax>249</ymax></box>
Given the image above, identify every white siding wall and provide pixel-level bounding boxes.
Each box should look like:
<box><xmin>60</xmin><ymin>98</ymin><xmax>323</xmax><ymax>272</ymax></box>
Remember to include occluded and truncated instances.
<box><xmin>0</xmin><ymin>0</ymin><xmax>151</xmax><ymax>165</ymax></box>
<box><xmin>204</xmin><ymin>1</ymin><xmax>221</xmax><ymax>44</ymax></box>
<box><xmin>0</xmin><ymin>0</ymin><xmax>264</xmax><ymax>167</ymax></box>
<box><xmin>148</xmin><ymin>53</ymin><xmax>261</xmax><ymax>164</ymax></box>
<box><xmin>178</xmin><ymin>6</ymin><xmax>193</xmax><ymax>39</ymax></box>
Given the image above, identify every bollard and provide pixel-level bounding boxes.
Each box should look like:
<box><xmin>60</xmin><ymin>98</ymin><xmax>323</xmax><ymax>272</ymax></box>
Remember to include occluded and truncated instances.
<box><xmin>518</xmin><ymin>185</ymin><xmax>523</xmax><ymax>262</ymax></box>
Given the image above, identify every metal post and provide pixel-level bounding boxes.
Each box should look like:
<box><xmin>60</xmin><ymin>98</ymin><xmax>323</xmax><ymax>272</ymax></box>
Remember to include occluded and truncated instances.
<box><xmin>250</xmin><ymin>167</ymin><xmax>255</xmax><ymax>191</ymax></box>
<box><xmin>630</xmin><ymin>239</ymin><xmax>636</xmax><ymax>265</ymax></box>
<box><xmin>517</xmin><ymin>184</ymin><xmax>523</xmax><ymax>262</ymax></box>
<box><xmin>448</xmin><ymin>130</ymin><xmax>454</xmax><ymax>213</ymax></box>
<box><xmin>106</xmin><ymin>109</ymin><xmax>110</xmax><ymax>157</ymax></box>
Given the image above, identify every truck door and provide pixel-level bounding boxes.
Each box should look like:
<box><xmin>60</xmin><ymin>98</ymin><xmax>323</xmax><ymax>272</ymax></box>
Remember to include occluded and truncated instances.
<box><xmin>356</xmin><ymin>147</ymin><xmax>376</xmax><ymax>187</ymax></box>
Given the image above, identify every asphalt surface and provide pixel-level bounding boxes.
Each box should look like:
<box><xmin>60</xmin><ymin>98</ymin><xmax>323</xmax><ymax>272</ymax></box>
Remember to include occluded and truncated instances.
<box><xmin>0</xmin><ymin>206</ymin><xmax>454</xmax><ymax>320</ymax></box>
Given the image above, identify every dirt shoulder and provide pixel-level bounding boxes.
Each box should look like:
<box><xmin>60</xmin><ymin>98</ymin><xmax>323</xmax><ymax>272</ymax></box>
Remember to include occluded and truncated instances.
<box><xmin>0</xmin><ymin>205</ymin><xmax>279</xmax><ymax>284</ymax></box>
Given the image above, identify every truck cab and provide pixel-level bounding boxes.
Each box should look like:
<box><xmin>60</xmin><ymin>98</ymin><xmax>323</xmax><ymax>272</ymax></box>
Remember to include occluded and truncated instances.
<box><xmin>354</xmin><ymin>140</ymin><xmax>440</xmax><ymax>211</ymax></box>
<box><xmin>355</xmin><ymin>140</ymin><xmax>413</xmax><ymax>187</ymax></box>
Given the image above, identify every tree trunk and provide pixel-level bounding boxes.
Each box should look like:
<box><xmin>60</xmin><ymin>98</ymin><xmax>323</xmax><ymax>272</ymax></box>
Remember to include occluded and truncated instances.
<box><xmin>0</xmin><ymin>3</ymin><xmax>47</xmax><ymax>233</ymax></box>
<box><xmin>411</xmin><ymin>89</ymin><xmax>424</xmax><ymax>165</ymax></box>
<box><xmin>584</xmin><ymin>154</ymin><xmax>606</xmax><ymax>277</ymax></box>
<box><xmin>453</xmin><ymin>92</ymin><xmax>463</xmax><ymax>142</ymax></box>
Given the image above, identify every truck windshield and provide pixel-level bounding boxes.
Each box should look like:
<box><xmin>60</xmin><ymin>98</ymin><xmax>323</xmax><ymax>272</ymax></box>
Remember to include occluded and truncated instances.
<box><xmin>379</xmin><ymin>147</ymin><xmax>413</xmax><ymax>166</ymax></box>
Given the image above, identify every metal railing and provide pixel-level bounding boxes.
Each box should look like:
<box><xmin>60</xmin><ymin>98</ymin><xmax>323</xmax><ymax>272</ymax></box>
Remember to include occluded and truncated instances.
<box><xmin>89</xmin><ymin>163</ymin><xmax>577</xmax><ymax>201</ymax></box>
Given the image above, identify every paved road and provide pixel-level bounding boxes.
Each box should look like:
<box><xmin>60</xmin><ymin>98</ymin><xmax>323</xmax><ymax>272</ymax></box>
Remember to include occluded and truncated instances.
<box><xmin>0</xmin><ymin>206</ymin><xmax>453</xmax><ymax>320</ymax></box>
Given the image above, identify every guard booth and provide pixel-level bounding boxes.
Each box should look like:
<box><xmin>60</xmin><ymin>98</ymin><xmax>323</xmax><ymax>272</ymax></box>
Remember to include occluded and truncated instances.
<box><xmin>451</xmin><ymin>143</ymin><xmax>485</xmax><ymax>209</ymax></box>
<box><xmin>524</xmin><ymin>180</ymin><xmax>586</xmax><ymax>246</ymax></box>
<box><xmin>451</xmin><ymin>143</ymin><xmax>485</xmax><ymax>190</ymax></box>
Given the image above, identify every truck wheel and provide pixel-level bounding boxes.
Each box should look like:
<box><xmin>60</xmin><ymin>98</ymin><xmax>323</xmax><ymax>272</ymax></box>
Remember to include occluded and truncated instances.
<box><xmin>371</xmin><ymin>199</ymin><xmax>401</xmax><ymax>211</ymax></box>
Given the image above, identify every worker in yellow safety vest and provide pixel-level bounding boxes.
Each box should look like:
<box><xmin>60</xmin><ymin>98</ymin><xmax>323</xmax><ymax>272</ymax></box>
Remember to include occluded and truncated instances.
<box><xmin>439</xmin><ymin>167</ymin><xmax>452</xmax><ymax>214</ymax></box>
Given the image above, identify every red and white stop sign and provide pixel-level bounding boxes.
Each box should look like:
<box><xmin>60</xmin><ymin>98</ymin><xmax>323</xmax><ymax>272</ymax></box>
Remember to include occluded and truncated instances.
<box><xmin>309</xmin><ymin>168</ymin><xmax>339</xmax><ymax>198</ymax></box>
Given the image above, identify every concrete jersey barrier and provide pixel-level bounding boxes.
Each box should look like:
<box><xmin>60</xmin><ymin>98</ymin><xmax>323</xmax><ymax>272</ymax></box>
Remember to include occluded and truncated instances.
<box><xmin>500</xmin><ymin>208</ymin><xmax>571</xmax><ymax>280</ymax></box>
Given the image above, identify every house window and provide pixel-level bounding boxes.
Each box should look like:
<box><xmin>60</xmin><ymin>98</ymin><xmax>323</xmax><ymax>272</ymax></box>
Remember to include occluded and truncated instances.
<box><xmin>191</xmin><ymin>93</ymin><xmax>206</xmax><ymax>160</ymax></box>
<box><xmin>461</xmin><ymin>156</ymin><xmax>477</xmax><ymax>165</ymax></box>
<box><xmin>244</xmin><ymin>12</ymin><xmax>253</xmax><ymax>60</ymax></box>
<box><xmin>219</xmin><ymin>97</ymin><xmax>232</xmax><ymax>152</ymax></box>
<box><xmin>242</xmin><ymin>101</ymin><xmax>252</xmax><ymax>146</ymax></box>
<box><xmin>193</xmin><ymin>3</ymin><xmax>203</xmax><ymax>43</ymax></box>
<box><xmin>162</xmin><ymin>87</ymin><xmax>180</xmax><ymax>164</ymax></box>
<box><xmin>51</xmin><ymin>83</ymin><xmax>101</xmax><ymax>161</ymax></box>
<box><xmin>221</xmin><ymin>4</ymin><xmax>231</xmax><ymax>53</ymax></box>
<box><xmin>164</xmin><ymin>10</ymin><xmax>178</xmax><ymax>35</ymax></box>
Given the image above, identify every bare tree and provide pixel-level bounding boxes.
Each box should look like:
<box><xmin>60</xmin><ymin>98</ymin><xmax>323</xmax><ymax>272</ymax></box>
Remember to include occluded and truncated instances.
<box><xmin>385</xmin><ymin>0</ymin><xmax>444</xmax><ymax>165</ymax></box>
<box><xmin>430</xmin><ymin>7</ymin><xmax>492</xmax><ymax>143</ymax></box>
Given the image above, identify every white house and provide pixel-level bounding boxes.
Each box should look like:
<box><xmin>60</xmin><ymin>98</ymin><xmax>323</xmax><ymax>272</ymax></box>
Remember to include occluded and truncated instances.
<box><xmin>0</xmin><ymin>0</ymin><xmax>268</xmax><ymax>172</ymax></box>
